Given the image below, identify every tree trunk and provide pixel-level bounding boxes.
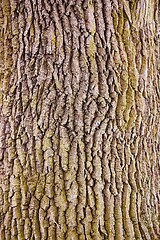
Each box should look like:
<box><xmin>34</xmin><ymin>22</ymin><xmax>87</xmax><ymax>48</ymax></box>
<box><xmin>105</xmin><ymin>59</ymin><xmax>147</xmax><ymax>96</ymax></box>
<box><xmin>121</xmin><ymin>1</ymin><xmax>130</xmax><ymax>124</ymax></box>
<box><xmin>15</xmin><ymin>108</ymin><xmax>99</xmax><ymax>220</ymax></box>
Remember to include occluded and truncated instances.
<box><xmin>0</xmin><ymin>0</ymin><xmax>159</xmax><ymax>239</ymax></box>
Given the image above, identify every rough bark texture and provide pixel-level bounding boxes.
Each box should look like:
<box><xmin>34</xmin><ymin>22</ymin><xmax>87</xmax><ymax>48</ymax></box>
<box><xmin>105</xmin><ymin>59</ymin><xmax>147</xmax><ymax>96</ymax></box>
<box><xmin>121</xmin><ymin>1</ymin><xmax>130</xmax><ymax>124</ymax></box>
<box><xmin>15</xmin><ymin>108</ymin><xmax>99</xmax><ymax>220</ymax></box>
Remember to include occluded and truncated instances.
<box><xmin>0</xmin><ymin>0</ymin><xmax>160</xmax><ymax>239</ymax></box>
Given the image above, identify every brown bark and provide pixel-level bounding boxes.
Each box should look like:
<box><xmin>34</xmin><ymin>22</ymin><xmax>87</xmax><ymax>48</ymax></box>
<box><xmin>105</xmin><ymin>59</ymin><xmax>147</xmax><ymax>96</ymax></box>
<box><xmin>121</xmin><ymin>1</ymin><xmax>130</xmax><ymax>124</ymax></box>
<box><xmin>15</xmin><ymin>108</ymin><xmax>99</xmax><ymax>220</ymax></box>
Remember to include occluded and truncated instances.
<box><xmin>0</xmin><ymin>0</ymin><xmax>159</xmax><ymax>239</ymax></box>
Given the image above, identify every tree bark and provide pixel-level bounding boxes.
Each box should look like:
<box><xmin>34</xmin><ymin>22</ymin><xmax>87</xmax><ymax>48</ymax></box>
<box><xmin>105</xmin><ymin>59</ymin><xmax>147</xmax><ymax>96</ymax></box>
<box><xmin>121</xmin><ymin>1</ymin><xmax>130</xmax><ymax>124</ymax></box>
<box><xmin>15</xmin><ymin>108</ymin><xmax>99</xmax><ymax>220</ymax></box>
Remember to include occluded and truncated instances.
<box><xmin>0</xmin><ymin>0</ymin><xmax>159</xmax><ymax>239</ymax></box>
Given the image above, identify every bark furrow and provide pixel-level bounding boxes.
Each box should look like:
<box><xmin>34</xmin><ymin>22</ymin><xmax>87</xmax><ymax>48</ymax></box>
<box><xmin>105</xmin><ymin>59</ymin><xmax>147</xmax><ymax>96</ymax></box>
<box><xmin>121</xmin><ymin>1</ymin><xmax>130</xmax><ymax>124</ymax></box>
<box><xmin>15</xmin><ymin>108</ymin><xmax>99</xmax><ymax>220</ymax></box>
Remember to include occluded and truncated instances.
<box><xmin>0</xmin><ymin>0</ymin><xmax>159</xmax><ymax>239</ymax></box>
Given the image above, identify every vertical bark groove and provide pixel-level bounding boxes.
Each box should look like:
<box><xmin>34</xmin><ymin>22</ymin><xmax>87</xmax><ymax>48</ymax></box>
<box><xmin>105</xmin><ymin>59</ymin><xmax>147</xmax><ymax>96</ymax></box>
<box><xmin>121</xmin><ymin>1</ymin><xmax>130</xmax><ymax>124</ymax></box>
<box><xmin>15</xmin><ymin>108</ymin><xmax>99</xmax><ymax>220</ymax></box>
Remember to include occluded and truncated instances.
<box><xmin>0</xmin><ymin>0</ymin><xmax>159</xmax><ymax>239</ymax></box>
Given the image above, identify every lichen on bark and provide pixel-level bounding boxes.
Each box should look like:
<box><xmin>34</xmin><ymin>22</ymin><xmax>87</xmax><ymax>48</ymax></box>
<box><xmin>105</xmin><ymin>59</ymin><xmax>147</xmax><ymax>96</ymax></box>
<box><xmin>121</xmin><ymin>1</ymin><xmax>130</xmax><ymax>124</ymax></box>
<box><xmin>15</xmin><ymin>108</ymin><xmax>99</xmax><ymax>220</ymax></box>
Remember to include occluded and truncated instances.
<box><xmin>0</xmin><ymin>0</ymin><xmax>160</xmax><ymax>239</ymax></box>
